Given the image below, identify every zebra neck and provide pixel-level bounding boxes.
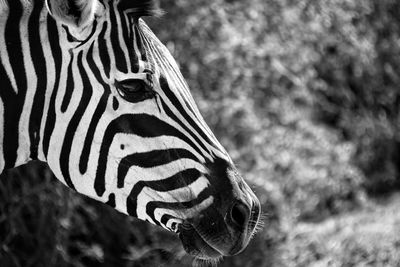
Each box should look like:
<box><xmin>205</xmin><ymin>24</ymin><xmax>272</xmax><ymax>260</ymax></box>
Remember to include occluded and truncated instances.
<box><xmin>0</xmin><ymin>0</ymin><xmax>52</xmax><ymax>173</ymax></box>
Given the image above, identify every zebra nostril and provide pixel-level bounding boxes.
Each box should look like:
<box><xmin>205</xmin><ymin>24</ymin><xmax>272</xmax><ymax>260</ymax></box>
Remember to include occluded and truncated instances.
<box><xmin>229</xmin><ymin>201</ymin><xmax>250</xmax><ymax>230</ymax></box>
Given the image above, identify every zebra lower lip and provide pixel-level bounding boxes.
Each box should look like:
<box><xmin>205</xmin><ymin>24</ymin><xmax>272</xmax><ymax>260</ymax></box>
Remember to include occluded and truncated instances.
<box><xmin>178</xmin><ymin>222</ymin><xmax>223</xmax><ymax>259</ymax></box>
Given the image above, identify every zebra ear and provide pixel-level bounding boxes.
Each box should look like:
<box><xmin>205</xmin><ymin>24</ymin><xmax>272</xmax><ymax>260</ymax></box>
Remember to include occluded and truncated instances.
<box><xmin>46</xmin><ymin>0</ymin><xmax>103</xmax><ymax>29</ymax></box>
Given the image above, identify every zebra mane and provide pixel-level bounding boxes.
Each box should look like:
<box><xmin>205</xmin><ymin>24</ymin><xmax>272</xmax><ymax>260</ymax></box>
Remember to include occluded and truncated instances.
<box><xmin>118</xmin><ymin>0</ymin><xmax>163</xmax><ymax>18</ymax></box>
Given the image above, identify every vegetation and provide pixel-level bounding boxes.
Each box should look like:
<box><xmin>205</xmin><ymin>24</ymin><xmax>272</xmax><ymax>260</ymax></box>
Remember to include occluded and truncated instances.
<box><xmin>1</xmin><ymin>0</ymin><xmax>400</xmax><ymax>266</ymax></box>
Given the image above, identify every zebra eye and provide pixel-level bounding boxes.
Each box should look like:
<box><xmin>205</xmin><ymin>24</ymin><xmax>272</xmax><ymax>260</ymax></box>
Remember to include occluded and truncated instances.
<box><xmin>115</xmin><ymin>79</ymin><xmax>155</xmax><ymax>103</ymax></box>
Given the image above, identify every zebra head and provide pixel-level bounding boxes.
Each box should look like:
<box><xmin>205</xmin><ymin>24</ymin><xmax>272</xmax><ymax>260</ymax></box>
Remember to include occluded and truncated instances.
<box><xmin>44</xmin><ymin>0</ymin><xmax>261</xmax><ymax>260</ymax></box>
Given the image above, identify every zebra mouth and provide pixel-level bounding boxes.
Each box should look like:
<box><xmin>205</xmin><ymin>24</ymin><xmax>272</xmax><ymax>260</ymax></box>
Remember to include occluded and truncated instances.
<box><xmin>178</xmin><ymin>221</ymin><xmax>224</xmax><ymax>260</ymax></box>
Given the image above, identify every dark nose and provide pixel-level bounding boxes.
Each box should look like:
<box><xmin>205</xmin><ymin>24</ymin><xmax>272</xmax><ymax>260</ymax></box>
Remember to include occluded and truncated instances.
<box><xmin>227</xmin><ymin>201</ymin><xmax>251</xmax><ymax>231</ymax></box>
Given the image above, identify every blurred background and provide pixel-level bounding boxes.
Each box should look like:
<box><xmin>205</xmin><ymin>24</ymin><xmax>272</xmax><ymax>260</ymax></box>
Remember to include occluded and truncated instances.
<box><xmin>2</xmin><ymin>0</ymin><xmax>400</xmax><ymax>266</ymax></box>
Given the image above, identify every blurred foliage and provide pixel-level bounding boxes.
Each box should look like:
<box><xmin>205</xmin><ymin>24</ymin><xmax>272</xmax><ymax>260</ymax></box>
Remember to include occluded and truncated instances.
<box><xmin>281</xmin><ymin>194</ymin><xmax>400</xmax><ymax>267</ymax></box>
<box><xmin>2</xmin><ymin>0</ymin><xmax>400</xmax><ymax>266</ymax></box>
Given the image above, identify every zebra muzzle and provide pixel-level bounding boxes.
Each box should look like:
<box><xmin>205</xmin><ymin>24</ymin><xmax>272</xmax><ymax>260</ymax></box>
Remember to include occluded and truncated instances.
<box><xmin>177</xmin><ymin>197</ymin><xmax>260</xmax><ymax>259</ymax></box>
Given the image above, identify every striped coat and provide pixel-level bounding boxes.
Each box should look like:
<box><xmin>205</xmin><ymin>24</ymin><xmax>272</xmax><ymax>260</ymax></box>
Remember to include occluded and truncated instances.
<box><xmin>0</xmin><ymin>0</ymin><xmax>261</xmax><ymax>261</ymax></box>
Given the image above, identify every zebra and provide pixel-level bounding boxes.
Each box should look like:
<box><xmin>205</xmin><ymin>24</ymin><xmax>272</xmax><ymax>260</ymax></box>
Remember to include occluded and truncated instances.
<box><xmin>0</xmin><ymin>0</ymin><xmax>261</xmax><ymax>261</ymax></box>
